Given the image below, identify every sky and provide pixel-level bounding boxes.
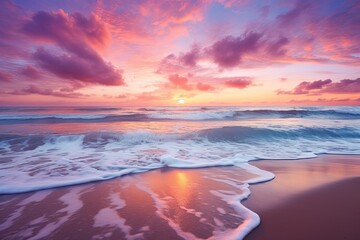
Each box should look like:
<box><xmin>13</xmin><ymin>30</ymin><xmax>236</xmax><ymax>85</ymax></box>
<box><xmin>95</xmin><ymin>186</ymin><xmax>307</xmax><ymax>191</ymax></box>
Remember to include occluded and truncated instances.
<box><xmin>0</xmin><ymin>0</ymin><xmax>359</xmax><ymax>106</ymax></box>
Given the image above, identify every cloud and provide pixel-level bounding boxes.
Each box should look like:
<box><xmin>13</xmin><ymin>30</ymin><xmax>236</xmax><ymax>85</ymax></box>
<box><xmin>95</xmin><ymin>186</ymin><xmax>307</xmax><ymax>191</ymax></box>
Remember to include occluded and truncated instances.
<box><xmin>156</xmin><ymin>45</ymin><xmax>205</xmax><ymax>76</ymax></box>
<box><xmin>288</xmin><ymin>97</ymin><xmax>359</xmax><ymax>106</ymax></box>
<box><xmin>0</xmin><ymin>71</ymin><xmax>12</xmax><ymax>82</ymax></box>
<box><xmin>167</xmin><ymin>74</ymin><xmax>217</xmax><ymax>92</ymax></box>
<box><xmin>23</xmin><ymin>10</ymin><xmax>109</xmax><ymax>49</ymax></box>
<box><xmin>159</xmin><ymin>32</ymin><xmax>292</xmax><ymax>73</ymax></box>
<box><xmin>33</xmin><ymin>48</ymin><xmax>124</xmax><ymax>86</ymax></box>
<box><xmin>136</xmin><ymin>91</ymin><xmax>171</xmax><ymax>101</ymax></box>
<box><xmin>2</xmin><ymin>84</ymin><xmax>89</xmax><ymax>98</ymax></box>
<box><xmin>168</xmin><ymin>74</ymin><xmax>193</xmax><ymax>90</ymax></box>
<box><xmin>159</xmin><ymin>0</ymin><xmax>360</xmax><ymax>74</ymax></box>
<box><xmin>0</xmin><ymin>1</ymin><xmax>29</xmax><ymax>58</ymax></box>
<box><xmin>157</xmin><ymin>53</ymin><xmax>198</xmax><ymax>76</ymax></box>
<box><xmin>196</xmin><ymin>82</ymin><xmax>214</xmax><ymax>91</ymax></box>
<box><xmin>276</xmin><ymin>1</ymin><xmax>309</xmax><ymax>27</ymax></box>
<box><xmin>224</xmin><ymin>78</ymin><xmax>252</xmax><ymax>89</ymax></box>
<box><xmin>179</xmin><ymin>45</ymin><xmax>201</xmax><ymax>67</ymax></box>
<box><xmin>277</xmin><ymin>78</ymin><xmax>360</xmax><ymax>95</ymax></box>
<box><xmin>95</xmin><ymin>0</ymin><xmax>207</xmax><ymax>43</ymax></box>
<box><xmin>274</xmin><ymin>0</ymin><xmax>360</xmax><ymax>64</ymax></box>
<box><xmin>23</xmin><ymin>10</ymin><xmax>124</xmax><ymax>86</ymax></box>
<box><xmin>324</xmin><ymin>78</ymin><xmax>360</xmax><ymax>94</ymax></box>
<box><xmin>266</xmin><ymin>37</ymin><xmax>290</xmax><ymax>57</ymax></box>
<box><xmin>207</xmin><ymin>32</ymin><xmax>263</xmax><ymax>68</ymax></box>
<box><xmin>139</xmin><ymin>1</ymin><xmax>205</xmax><ymax>27</ymax></box>
<box><xmin>20</xmin><ymin>65</ymin><xmax>41</xmax><ymax>79</ymax></box>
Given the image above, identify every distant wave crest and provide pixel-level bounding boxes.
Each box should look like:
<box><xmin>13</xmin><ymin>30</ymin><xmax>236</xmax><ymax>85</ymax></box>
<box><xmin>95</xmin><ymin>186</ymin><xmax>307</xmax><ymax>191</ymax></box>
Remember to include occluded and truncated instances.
<box><xmin>0</xmin><ymin>109</ymin><xmax>359</xmax><ymax>124</ymax></box>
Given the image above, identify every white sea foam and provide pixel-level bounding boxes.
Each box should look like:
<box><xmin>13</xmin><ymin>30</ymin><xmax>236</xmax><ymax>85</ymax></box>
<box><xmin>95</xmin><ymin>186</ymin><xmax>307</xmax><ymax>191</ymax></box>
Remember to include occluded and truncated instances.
<box><xmin>27</xmin><ymin>186</ymin><xmax>88</xmax><ymax>240</ymax></box>
<box><xmin>0</xmin><ymin>114</ymin><xmax>111</xmax><ymax>120</ymax></box>
<box><xmin>93</xmin><ymin>208</ymin><xmax>136</xmax><ymax>239</ymax></box>
<box><xmin>135</xmin><ymin>181</ymin><xmax>200</xmax><ymax>240</ymax></box>
<box><xmin>148</xmin><ymin>111</ymin><xmax>237</xmax><ymax>120</ymax></box>
<box><xmin>0</xmin><ymin>125</ymin><xmax>360</xmax><ymax>194</ymax></box>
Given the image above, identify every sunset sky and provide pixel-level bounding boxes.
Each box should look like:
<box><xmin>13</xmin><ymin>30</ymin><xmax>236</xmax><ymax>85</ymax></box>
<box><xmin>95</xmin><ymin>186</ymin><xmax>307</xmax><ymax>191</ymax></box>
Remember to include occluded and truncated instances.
<box><xmin>0</xmin><ymin>0</ymin><xmax>359</xmax><ymax>106</ymax></box>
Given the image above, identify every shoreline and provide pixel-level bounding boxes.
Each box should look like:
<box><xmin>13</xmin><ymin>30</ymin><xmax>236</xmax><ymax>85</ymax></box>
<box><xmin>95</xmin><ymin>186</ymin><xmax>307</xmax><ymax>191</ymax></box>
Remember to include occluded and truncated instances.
<box><xmin>0</xmin><ymin>154</ymin><xmax>359</xmax><ymax>239</ymax></box>
<box><xmin>0</xmin><ymin>152</ymin><xmax>353</xmax><ymax>195</ymax></box>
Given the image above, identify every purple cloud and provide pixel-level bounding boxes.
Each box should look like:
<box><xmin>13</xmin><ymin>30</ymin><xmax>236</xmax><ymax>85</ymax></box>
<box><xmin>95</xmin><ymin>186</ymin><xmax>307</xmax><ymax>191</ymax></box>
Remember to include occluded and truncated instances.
<box><xmin>276</xmin><ymin>2</ymin><xmax>309</xmax><ymax>27</ymax></box>
<box><xmin>22</xmin><ymin>10</ymin><xmax>124</xmax><ymax>86</ymax></box>
<box><xmin>267</xmin><ymin>37</ymin><xmax>290</xmax><ymax>57</ymax></box>
<box><xmin>207</xmin><ymin>32</ymin><xmax>263</xmax><ymax>68</ymax></box>
<box><xmin>179</xmin><ymin>45</ymin><xmax>201</xmax><ymax>67</ymax></box>
<box><xmin>324</xmin><ymin>78</ymin><xmax>360</xmax><ymax>93</ymax></box>
<box><xmin>34</xmin><ymin>48</ymin><xmax>123</xmax><ymax>86</ymax></box>
<box><xmin>277</xmin><ymin>78</ymin><xmax>360</xmax><ymax>95</ymax></box>
<box><xmin>23</xmin><ymin>10</ymin><xmax>109</xmax><ymax>49</ymax></box>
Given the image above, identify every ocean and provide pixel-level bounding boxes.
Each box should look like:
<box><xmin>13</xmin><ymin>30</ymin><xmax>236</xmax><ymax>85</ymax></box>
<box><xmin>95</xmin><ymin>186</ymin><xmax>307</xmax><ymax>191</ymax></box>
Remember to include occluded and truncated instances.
<box><xmin>1</xmin><ymin>106</ymin><xmax>359</xmax><ymax>194</ymax></box>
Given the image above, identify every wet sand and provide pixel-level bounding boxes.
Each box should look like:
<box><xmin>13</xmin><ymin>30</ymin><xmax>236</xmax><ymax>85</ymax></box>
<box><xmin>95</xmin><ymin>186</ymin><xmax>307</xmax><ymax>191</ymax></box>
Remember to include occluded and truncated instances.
<box><xmin>244</xmin><ymin>155</ymin><xmax>360</xmax><ymax>240</ymax></box>
<box><xmin>0</xmin><ymin>155</ymin><xmax>359</xmax><ymax>239</ymax></box>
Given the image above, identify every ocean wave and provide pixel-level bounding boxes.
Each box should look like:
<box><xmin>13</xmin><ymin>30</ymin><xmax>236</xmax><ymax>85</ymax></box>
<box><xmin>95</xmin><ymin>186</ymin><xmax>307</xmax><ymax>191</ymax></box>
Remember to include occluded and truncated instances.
<box><xmin>138</xmin><ymin>106</ymin><xmax>214</xmax><ymax>111</ymax></box>
<box><xmin>198</xmin><ymin>126</ymin><xmax>360</xmax><ymax>141</ymax></box>
<box><xmin>0</xmin><ymin>113</ymin><xmax>148</xmax><ymax>123</ymax></box>
<box><xmin>149</xmin><ymin>109</ymin><xmax>360</xmax><ymax>120</ymax></box>
<box><xmin>2</xmin><ymin>126</ymin><xmax>358</xmax><ymax>146</ymax></box>
<box><xmin>0</xmin><ymin>126</ymin><xmax>359</xmax><ymax>194</ymax></box>
<box><xmin>1</xmin><ymin>109</ymin><xmax>359</xmax><ymax>124</ymax></box>
<box><xmin>74</xmin><ymin>107</ymin><xmax>122</xmax><ymax>111</ymax></box>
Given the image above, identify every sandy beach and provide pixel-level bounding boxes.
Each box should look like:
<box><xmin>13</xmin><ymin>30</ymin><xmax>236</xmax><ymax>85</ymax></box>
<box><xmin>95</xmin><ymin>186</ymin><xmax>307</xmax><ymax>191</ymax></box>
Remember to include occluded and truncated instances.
<box><xmin>0</xmin><ymin>155</ymin><xmax>359</xmax><ymax>239</ymax></box>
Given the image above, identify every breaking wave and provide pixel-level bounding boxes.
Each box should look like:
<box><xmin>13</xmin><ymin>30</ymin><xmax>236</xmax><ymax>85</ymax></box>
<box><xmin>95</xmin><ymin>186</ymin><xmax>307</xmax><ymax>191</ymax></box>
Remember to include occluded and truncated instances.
<box><xmin>0</xmin><ymin>109</ymin><xmax>359</xmax><ymax>124</ymax></box>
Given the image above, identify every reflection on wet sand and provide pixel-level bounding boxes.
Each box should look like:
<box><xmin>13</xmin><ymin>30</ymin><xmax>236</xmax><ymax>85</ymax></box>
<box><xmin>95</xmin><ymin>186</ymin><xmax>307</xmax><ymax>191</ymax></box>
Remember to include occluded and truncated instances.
<box><xmin>0</xmin><ymin>166</ymin><xmax>258</xmax><ymax>240</ymax></box>
<box><xmin>1</xmin><ymin>155</ymin><xmax>359</xmax><ymax>240</ymax></box>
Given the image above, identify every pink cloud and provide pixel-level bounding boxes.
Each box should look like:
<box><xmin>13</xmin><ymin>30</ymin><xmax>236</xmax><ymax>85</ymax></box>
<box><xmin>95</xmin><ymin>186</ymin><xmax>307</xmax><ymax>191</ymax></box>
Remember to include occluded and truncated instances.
<box><xmin>196</xmin><ymin>82</ymin><xmax>214</xmax><ymax>91</ymax></box>
<box><xmin>95</xmin><ymin>0</ymin><xmax>207</xmax><ymax>43</ymax></box>
<box><xmin>324</xmin><ymin>78</ymin><xmax>360</xmax><ymax>94</ymax></box>
<box><xmin>277</xmin><ymin>78</ymin><xmax>360</xmax><ymax>95</ymax></box>
<box><xmin>289</xmin><ymin>97</ymin><xmax>360</xmax><ymax>106</ymax></box>
<box><xmin>167</xmin><ymin>74</ymin><xmax>217</xmax><ymax>92</ymax></box>
<box><xmin>139</xmin><ymin>1</ymin><xmax>205</xmax><ymax>27</ymax></box>
<box><xmin>0</xmin><ymin>71</ymin><xmax>12</xmax><ymax>82</ymax></box>
<box><xmin>168</xmin><ymin>74</ymin><xmax>193</xmax><ymax>90</ymax></box>
<box><xmin>20</xmin><ymin>65</ymin><xmax>41</xmax><ymax>79</ymax></box>
<box><xmin>224</xmin><ymin>78</ymin><xmax>252</xmax><ymax>89</ymax></box>
<box><xmin>2</xmin><ymin>84</ymin><xmax>89</xmax><ymax>98</ymax></box>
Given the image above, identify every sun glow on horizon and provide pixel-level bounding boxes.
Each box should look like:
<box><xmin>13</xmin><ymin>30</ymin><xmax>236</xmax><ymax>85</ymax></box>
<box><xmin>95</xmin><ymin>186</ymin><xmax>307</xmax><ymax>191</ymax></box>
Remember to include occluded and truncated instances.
<box><xmin>177</xmin><ymin>98</ymin><xmax>186</xmax><ymax>104</ymax></box>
